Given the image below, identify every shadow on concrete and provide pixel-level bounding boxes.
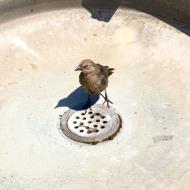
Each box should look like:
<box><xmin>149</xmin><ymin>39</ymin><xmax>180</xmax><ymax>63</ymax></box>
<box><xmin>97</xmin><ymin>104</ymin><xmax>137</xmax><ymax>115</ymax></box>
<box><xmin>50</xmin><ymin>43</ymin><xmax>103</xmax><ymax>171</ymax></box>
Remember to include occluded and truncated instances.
<box><xmin>55</xmin><ymin>86</ymin><xmax>99</xmax><ymax>111</ymax></box>
<box><xmin>82</xmin><ymin>0</ymin><xmax>190</xmax><ymax>35</ymax></box>
<box><xmin>82</xmin><ymin>0</ymin><xmax>121</xmax><ymax>22</ymax></box>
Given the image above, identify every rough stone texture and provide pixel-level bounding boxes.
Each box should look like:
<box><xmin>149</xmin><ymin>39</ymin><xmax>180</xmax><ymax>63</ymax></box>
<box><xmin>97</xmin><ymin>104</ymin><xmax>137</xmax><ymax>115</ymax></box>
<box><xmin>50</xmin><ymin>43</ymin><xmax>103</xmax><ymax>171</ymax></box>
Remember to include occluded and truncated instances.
<box><xmin>0</xmin><ymin>2</ymin><xmax>190</xmax><ymax>190</ymax></box>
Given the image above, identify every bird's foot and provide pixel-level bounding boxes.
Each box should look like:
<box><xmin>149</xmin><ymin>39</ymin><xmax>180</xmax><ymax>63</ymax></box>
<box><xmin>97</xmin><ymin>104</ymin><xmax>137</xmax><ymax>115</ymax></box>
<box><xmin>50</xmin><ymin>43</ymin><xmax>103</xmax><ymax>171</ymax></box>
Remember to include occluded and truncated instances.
<box><xmin>103</xmin><ymin>98</ymin><xmax>113</xmax><ymax>107</ymax></box>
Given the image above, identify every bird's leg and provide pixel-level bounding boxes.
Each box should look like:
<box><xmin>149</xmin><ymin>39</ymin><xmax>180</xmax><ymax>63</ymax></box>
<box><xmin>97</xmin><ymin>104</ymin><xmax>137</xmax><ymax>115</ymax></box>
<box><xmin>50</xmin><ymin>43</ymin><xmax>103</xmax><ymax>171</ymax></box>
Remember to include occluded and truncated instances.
<box><xmin>104</xmin><ymin>89</ymin><xmax>110</xmax><ymax>107</ymax></box>
<box><xmin>100</xmin><ymin>90</ymin><xmax>113</xmax><ymax>107</ymax></box>
<box><xmin>99</xmin><ymin>93</ymin><xmax>113</xmax><ymax>104</ymax></box>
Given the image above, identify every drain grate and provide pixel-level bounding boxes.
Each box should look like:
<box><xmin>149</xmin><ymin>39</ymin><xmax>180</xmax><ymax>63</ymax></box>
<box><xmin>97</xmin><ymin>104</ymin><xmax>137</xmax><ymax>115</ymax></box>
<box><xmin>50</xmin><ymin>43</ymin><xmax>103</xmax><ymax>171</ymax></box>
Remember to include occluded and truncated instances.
<box><xmin>59</xmin><ymin>104</ymin><xmax>121</xmax><ymax>144</ymax></box>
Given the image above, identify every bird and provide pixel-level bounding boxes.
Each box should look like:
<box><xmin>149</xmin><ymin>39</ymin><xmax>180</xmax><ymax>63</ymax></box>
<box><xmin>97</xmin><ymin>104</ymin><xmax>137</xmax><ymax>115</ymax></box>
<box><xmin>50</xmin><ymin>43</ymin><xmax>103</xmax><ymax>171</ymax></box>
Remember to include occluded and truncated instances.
<box><xmin>75</xmin><ymin>59</ymin><xmax>114</xmax><ymax>109</ymax></box>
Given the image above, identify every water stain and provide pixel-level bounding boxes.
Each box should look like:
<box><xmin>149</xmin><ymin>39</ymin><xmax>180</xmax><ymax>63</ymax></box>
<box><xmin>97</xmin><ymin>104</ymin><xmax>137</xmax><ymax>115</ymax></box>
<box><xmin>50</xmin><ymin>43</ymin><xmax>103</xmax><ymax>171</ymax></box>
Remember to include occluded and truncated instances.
<box><xmin>0</xmin><ymin>100</ymin><xmax>5</xmax><ymax>109</ymax></box>
<box><xmin>30</xmin><ymin>64</ymin><xmax>38</xmax><ymax>70</ymax></box>
<box><xmin>153</xmin><ymin>135</ymin><xmax>173</xmax><ymax>144</ymax></box>
<box><xmin>8</xmin><ymin>81</ymin><xmax>17</xmax><ymax>85</ymax></box>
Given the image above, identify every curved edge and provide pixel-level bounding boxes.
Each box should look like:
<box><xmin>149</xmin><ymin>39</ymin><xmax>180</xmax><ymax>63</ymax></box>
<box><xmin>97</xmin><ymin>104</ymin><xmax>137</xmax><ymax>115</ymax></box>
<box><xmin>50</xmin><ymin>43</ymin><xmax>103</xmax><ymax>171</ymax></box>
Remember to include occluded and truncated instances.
<box><xmin>0</xmin><ymin>0</ymin><xmax>82</xmax><ymax>24</ymax></box>
<box><xmin>58</xmin><ymin>104</ymin><xmax>122</xmax><ymax>145</ymax></box>
<box><xmin>0</xmin><ymin>0</ymin><xmax>190</xmax><ymax>35</ymax></box>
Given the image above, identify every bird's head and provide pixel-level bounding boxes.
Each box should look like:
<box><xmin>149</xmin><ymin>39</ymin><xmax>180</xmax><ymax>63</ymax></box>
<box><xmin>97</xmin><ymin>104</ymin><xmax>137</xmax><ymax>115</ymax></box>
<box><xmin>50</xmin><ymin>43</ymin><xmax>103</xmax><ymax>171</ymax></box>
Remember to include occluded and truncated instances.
<box><xmin>75</xmin><ymin>59</ymin><xmax>96</xmax><ymax>74</ymax></box>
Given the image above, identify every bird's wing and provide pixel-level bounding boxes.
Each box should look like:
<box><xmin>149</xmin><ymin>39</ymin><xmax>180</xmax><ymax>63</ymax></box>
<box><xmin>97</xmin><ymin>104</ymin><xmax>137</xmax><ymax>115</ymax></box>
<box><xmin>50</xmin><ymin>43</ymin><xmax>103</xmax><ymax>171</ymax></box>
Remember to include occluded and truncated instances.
<box><xmin>96</xmin><ymin>64</ymin><xmax>114</xmax><ymax>76</ymax></box>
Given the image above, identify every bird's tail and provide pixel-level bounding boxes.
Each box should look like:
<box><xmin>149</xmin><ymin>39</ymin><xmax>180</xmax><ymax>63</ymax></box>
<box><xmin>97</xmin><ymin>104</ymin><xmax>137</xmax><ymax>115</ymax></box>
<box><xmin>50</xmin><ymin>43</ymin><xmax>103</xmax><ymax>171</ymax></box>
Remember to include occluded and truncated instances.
<box><xmin>108</xmin><ymin>67</ymin><xmax>114</xmax><ymax>76</ymax></box>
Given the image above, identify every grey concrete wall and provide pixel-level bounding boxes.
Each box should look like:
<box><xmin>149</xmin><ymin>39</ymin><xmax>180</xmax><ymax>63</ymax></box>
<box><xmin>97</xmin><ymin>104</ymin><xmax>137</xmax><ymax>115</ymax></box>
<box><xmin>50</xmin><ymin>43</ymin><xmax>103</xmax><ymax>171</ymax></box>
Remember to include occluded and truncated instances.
<box><xmin>0</xmin><ymin>0</ymin><xmax>190</xmax><ymax>34</ymax></box>
<box><xmin>0</xmin><ymin>0</ymin><xmax>189</xmax><ymax>24</ymax></box>
<box><xmin>122</xmin><ymin>0</ymin><xmax>190</xmax><ymax>25</ymax></box>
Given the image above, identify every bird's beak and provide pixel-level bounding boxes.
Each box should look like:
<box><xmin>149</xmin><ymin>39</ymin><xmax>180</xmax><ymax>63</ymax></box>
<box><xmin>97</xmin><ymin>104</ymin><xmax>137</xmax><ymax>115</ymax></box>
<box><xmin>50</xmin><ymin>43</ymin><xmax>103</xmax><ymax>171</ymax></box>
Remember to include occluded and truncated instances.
<box><xmin>75</xmin><ymin>66</ymin><xmax>82</xmax><ymax>71</ymax></box>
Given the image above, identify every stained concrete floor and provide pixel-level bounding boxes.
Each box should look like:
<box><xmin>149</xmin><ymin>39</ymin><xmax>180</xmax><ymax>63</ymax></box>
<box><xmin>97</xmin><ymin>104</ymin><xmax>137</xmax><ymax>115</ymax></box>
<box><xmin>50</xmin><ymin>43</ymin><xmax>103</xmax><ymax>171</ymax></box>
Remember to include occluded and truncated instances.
<box><xmin>0</xmin><ymin>5</ymin><xmax>190</xmax><ymax>190</ymax></box>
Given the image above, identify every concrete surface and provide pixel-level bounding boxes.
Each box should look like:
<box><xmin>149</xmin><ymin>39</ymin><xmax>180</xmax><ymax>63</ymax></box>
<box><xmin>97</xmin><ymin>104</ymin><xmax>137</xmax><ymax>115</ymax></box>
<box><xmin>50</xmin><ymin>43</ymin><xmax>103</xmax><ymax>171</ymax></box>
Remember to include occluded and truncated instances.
<box><xmin>0</xmin><ymin>1</ymin><xmax>190</xmax><ymax>190</ymax></box>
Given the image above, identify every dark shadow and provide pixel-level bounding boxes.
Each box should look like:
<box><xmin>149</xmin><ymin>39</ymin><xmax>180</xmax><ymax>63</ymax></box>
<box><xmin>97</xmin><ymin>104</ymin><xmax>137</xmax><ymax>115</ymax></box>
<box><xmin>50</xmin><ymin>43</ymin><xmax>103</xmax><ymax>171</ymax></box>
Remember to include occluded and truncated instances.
<box><xmin>81</xmin><ymin>0</ymin><xmax>190</xmax><ymax>35</ymax></box>
<box><xmin>122</xmin><ymin>3</ymin><xmax>190</xmax><ymax>36</ymax></box>
<box><xmin>1</xmin><ymin>0</ymin><xmax>190</xmax><ymax>36</ymax></box>
<box><xmin>159</xmin><ymin>17</ymin><xmax>190</xmax><ymax>36</ymax></box>
<box><xmin>82</xmin><ymin>0</ymin><xmax>121</xmax><ymax>22</ymax></box>
<box><xmin>55</xmin><ymin>86</ymin><xmax>99</xmax><ymax>111</ymax></box>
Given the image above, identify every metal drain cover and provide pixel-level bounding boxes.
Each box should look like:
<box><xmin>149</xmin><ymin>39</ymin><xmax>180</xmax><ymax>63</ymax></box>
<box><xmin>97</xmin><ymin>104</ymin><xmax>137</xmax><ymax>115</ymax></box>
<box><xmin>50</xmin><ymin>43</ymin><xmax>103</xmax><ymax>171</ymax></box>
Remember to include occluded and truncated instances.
<box><xmin>59</xmin><ymin>104</ymin><xmax>121</xmax><ymax>143</ymax></box>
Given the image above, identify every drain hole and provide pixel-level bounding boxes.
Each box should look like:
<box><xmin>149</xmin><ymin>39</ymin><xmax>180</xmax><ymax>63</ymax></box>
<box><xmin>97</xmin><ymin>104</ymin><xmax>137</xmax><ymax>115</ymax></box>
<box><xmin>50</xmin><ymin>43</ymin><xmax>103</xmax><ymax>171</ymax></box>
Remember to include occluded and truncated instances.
<box><xmin>60</xmin><ymin>104</ymin><xmax>121</xmax><ymax>143</ymax></box>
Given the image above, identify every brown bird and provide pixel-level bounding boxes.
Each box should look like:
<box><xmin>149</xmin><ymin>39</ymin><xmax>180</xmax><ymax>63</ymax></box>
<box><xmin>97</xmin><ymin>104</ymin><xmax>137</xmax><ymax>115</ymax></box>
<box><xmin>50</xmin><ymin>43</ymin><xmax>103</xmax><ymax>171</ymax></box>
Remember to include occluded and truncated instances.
<box><xmin>75</xmin><ymin>59</ymin><xmax>114</xmax><ymax>108</ymax></box>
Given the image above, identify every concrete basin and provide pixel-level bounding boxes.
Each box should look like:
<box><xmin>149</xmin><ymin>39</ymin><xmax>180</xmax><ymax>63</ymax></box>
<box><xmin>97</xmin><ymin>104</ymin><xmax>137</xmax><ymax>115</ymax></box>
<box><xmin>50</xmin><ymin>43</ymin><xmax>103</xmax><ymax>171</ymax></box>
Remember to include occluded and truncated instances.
<box><xmin>0</xmin><ymin>1</ymin><xmax>190</xmax><ymax>189</ymax></box>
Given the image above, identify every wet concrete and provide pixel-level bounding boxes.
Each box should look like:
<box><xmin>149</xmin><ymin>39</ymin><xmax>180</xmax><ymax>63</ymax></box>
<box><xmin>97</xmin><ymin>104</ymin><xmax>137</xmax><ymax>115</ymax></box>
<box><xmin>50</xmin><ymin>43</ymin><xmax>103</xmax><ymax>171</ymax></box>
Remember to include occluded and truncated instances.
<box><xmin>0</xmin><ymin>1</ymin><xmax>190</xmax><ymax>190</ymax></box>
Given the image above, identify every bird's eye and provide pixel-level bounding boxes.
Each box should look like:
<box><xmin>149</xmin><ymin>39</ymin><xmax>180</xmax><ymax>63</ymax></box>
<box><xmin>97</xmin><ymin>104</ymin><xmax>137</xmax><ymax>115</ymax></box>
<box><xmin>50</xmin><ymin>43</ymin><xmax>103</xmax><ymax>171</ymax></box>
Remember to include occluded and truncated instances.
<box><xmin>84</xmin><ymin>65</ymin><xmax>88</xmax><ymax>68</ymax></box>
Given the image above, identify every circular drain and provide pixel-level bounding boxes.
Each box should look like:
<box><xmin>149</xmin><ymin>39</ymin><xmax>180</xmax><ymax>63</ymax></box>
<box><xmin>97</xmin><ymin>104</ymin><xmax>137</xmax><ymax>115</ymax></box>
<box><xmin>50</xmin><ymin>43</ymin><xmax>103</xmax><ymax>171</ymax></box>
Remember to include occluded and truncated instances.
<box><xmin>59</xmin><ymin>104</ymin><xmax>121</xmax><ymax>144</ymax></box>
